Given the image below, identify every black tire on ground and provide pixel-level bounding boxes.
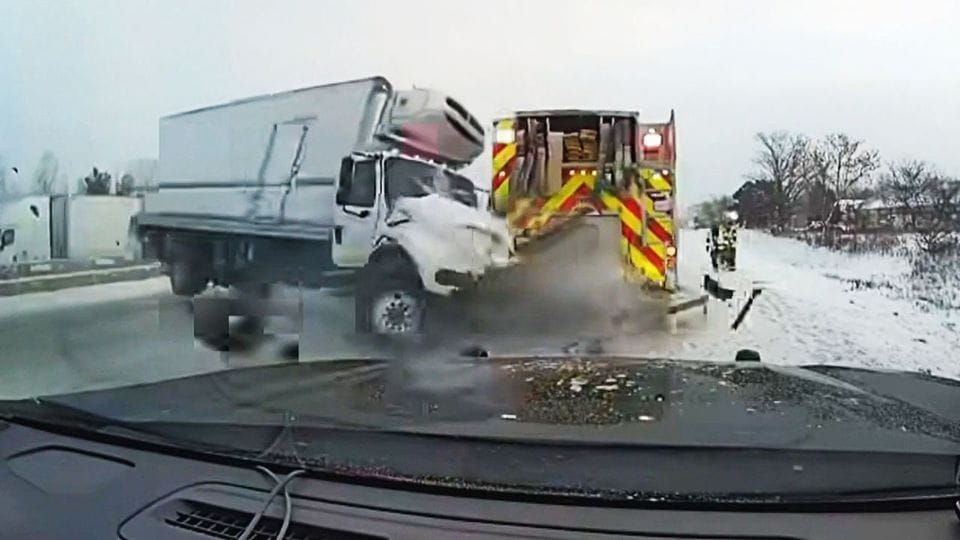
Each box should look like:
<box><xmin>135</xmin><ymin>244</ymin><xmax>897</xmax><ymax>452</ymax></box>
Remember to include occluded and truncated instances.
<box><xmin>169</xmin><ymin>261</ymin><xmax>208</xmax><ymax>296</ymax></box>
<box><xmin>166</xmin><ymin>240</ymin><xmax>210</xmax><ymax>297</ymax></box>
<box><xmin>192</xmin><ymin>295</ymin><xmax>231</xmax><ymax>351</ymax></box>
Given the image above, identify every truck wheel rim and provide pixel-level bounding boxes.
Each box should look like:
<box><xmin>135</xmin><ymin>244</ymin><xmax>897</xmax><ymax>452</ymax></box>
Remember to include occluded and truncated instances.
<box><xmin>372</xmin><ymin>291</ymin><xmax>421</xmax><ymax>334</ymax></box>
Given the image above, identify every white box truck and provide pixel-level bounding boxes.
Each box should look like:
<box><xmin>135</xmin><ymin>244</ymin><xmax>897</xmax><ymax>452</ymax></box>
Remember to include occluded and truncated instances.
<box><xmin>133</xmin><ymin>76</ymin><xmax>512</xmax><ymax>334</ymax></box>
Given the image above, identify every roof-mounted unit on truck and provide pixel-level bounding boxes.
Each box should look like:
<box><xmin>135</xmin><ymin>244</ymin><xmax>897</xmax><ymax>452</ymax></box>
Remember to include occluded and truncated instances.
<box><xmin>490</xmin><ymin>109</ymin><xmax>677</xmax><ymax>291</ymax></box>
<box><xmin>377</xmin><ymin>88</ymin><xmax>485</xmax><ymax>168</ymax></box>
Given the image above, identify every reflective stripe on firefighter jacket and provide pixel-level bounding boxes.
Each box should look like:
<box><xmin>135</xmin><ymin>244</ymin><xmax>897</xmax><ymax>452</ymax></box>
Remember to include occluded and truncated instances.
<box><xmin>719</xmin><ymin>226</ymin><xmax>737</xmax><ymax>248</ymax></box>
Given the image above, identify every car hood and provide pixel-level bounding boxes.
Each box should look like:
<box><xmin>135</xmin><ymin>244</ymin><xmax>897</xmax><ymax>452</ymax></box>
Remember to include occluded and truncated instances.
<box><xmin>24</xmin><ymin>356</ymin><xmax>960</xmax><ymax>455</ymax></box>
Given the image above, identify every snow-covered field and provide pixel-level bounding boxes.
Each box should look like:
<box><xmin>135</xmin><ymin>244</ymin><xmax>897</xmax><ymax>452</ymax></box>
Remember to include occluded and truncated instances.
<box><xmin>677</xmin><ymin>229</ymin><xmax>960</xmax><ymax>380</ymax></box>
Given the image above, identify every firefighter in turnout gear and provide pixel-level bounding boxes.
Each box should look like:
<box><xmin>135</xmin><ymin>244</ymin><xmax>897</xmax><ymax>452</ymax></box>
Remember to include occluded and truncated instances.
<box><xmin>707</xmin><ymin>210</ymin><xmax>739</xmax><ymax>271</ymax></box>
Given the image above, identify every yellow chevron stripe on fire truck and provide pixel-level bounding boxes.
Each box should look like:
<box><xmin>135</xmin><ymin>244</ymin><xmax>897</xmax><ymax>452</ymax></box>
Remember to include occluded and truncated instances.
<box><xmin>509</xmin><ymin>180</ymin><xmax>582</xmax><ymax>234</ymax></box>
<box><xmin>639</xmin><ymin>168</ymin><xmax>672</xmax><ymax>192</ymax></box>
<box><xmin>491</xmin><ymin>119</ymin><xmax>517</xmax><ymax>213</ymax></box>
<box><xmin>494</xmin><ymin>178</ymin><xmax>509</xmax><ymax>199</ymax></box>
<box><xmin>615</xmin><ymin>193</ymin><xmax>649</xmax><ymax>271</ymax></box>
<box><xmin>598</xmin><ymin>191</ymin><xmax>621</xmax><ymax>213</ymax></box>
<box><xmin>618</xmin><ymin>197</ymin><xmax>642</xmax><ymax>236</ymax></box>
<box><xmin>621</xmin><ymin>237</ymin><xmax>666</xmax><ymax>285</ymax></box>
<box><xmin>616</xmin><ymin>190</ymin><xmax>670</xmax><ymax>285</ymax></box>
<box><xmin>575</xmin><ymin>175</ymin><xmax>623</xmax><ymax>214</ymax></box>
<box><xmin>493</xmin><ymin>144</ymin><xmax>517</xmax><ymax>174</ymax></box>
<box><xmin>528</xmin><ymin>174</ymin><xmax>588</xmax><ymax>229</ymax></box>
<box><xmin>640</xmin><ymin>195</ymin><xmax>672</xmax><ymax>243</ymax></box>
<box><xmin>635</xmin><ymin>251</ymin><xmax>664</xmax><ymax>282</ymax></box>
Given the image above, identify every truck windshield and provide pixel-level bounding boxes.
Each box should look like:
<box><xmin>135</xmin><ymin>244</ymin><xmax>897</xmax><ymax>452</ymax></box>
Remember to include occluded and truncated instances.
<box><xmin>384</xmin><ymin>158</ymin><xmax>477</xmax><ymax>208</ymax></box>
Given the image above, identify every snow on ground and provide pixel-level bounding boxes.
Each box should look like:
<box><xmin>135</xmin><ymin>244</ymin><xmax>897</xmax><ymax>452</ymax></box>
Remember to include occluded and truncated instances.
<box><xmin>676</xmin><ymin>228</ymin><xmax>960</xmax><ymax>380</ymax></box>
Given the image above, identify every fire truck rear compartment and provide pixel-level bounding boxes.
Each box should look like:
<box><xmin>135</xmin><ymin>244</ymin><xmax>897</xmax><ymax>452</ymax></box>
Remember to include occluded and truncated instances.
<box><xmin>510</xmin><ymin>112</ymin><xmax>639</xmax><ymax>198</ymax></box>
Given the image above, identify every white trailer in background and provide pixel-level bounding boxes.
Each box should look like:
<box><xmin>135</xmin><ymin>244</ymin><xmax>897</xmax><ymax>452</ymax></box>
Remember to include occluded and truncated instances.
<box><xmin>0</xmin><ymin>196</ymin><xmax>52</xmax><ymax>265</ymax></box>
<box><xmin>133</xmin><ymin>76</ymin><xmax>512</xmax><ymax>334</ymax></box>
<box><xmin>50</xmin><ymin>196</ymin><xmax>144</xmax><ymax>260</ymax></box>
<box><xmin>0</xmin><ymin>195</ymin><xmax>146</xmax><ymax>265</ymax></box>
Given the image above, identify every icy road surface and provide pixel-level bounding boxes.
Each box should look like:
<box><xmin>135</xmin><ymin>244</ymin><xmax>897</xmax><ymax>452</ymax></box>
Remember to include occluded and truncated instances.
<box><xmin>0</xmin><ymin>226</ymin><xmax>957</xmax><ymax>400</ymax></box>
<box><xmin>677</xmin><ymin>228</ymin><xmax>960</xmax><ymax>380</ymax></box>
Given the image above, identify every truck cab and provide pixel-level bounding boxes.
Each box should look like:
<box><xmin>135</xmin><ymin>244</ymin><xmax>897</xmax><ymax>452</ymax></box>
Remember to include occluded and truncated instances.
<box><xmin>335</xmin><ymin>151</ymin><xmax>512</xmax><ymax>333</ymax></box>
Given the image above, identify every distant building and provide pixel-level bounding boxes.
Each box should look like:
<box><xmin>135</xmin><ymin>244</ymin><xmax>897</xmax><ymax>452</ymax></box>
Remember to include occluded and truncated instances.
<box><xmin>856</xmin><ymin>198</ymin><xmax>935</xmax><ymax>230</ymax></box>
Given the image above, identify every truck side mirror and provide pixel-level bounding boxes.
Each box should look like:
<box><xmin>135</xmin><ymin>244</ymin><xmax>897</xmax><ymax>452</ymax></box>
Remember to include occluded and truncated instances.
<box><xmin>336</xmin><ymin>157</ymin><xmax>353</xmax><ymax>205</ymax></box>
<box><xmin>0</xmin><ymin>229</ymin><xmax>14</xmax><ymax>251</ymax></box>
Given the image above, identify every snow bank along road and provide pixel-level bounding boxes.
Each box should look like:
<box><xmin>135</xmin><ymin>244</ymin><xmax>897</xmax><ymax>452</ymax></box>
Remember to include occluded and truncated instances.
<box><xmin>678</xmin><ymin>228</ymin><xmax>960</xmax><ymax>381</ymax></box>
<box><xmin>0</xmin><ymin>227</ymin><xmax>957</xmax><ymax>399</ymax></box>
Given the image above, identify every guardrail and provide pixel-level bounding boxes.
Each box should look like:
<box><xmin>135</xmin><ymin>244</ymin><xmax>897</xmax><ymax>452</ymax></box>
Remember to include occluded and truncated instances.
<box><xmin>0</xmin><ymin>258</ymin><xmax>162</xmax><ymax>296</ymax></box>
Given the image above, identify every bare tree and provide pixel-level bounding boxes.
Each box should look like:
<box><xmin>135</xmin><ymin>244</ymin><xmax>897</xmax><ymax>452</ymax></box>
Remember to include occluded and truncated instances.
<box><xmin>31</xmin><ymin>151</ymin><xmax>61</xmax><ymax>195</ymax></box>
<box><xmin>117</xmin><ymin>173</ymin><xmax>136</xmax><ymax>196</ymax></box>
<box><xmin>81</xmin><ymin>167</ymin><xmax>112</xmax><ymax>195</ymax></box>
<box><xmin>877</xmin><ymin>160</ymin><xmax>935</xmax><ymax>230</ymax></box>
<box><xmin>810</xmin><ymin>133</ymin><xmax>880</xmax><ymax>227</ymax></box>
<box><xmin>693</xmin><ymin>195</ymin><xmax>736</xmax><ymax>228</ymax></box>
<box><xmin>915</xmin><ymin>176</ymin><xmax>960</xmax><ymax>254</ymax></box>
<box><xmin>733</xmin><ymin>179</ymin><xmax>774</xmax><ymax>228</ymax></box>
<box><xmin>746</xmin><ymin>132</ymin><xmax>811</xmax><ymax>230</ymax></box>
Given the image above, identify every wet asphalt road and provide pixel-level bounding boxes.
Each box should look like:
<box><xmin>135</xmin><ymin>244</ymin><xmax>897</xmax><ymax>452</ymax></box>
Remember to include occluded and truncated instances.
<box><xmin>0</xmin><ymin>220</ymin><xmax>719</xmax><ymax>399</ymax></box>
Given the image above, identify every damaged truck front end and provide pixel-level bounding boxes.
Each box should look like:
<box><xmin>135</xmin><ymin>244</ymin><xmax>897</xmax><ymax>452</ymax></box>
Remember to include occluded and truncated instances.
<box><xmin>381</xmin><ymin>193</ymin><xmax>513</xmax><ymax>296</ymax></box>
<box><xmin>351</xmin><ymin>156</ymin><xmax>514</xmax><ymax>335</ymax></box>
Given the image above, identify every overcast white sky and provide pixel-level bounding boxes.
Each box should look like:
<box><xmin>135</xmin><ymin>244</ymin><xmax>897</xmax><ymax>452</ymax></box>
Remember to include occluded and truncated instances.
<box><xmin>1</xmin><ymin>0</ymin><xmax>958</xmax><ymax>203</ymax></box>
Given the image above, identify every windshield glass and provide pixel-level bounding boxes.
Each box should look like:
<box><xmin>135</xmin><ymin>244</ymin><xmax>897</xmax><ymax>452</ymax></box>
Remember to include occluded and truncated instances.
<box><xmin>2</xmin><ymin>0</ymin><xmax>959</xmax><ymax>501</ymax></box>
<box><xmin>385</xmin><ymin>158</ymin><xmax>477</xmax><ymax>208</ymax></box>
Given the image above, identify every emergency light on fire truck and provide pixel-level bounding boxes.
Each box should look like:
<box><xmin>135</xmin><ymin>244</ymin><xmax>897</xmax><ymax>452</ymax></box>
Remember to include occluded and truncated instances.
<box><xmin>642</xmin><ymin>128</ymin><xmax>663</xmax><ymax>149</ymax></box>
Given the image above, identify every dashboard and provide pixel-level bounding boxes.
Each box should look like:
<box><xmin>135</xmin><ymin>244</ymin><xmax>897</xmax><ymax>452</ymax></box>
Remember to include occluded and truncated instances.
<box><xmin>1</xmin><ymin>420</ymin><xmax>958</xmax><ymax>539</ymax></box>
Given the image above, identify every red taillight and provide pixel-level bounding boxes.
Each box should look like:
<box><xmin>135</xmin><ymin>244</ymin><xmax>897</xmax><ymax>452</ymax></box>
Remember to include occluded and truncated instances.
<box><xmin>642</xmin><ymin>128</ymin><xmax>663</xmax><ymax>149</ymax></box>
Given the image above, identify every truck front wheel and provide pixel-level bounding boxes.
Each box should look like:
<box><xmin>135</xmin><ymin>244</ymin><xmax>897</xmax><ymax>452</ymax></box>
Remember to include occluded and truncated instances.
<box><xmin>355</xmin><ymin>251</ymin><xmax>425</xmax><ymax>335</ymax></box>
<box><xmin>367</xmin><ymin>280</ymin><xmax>425</xmax><ymax>334</ymax></box>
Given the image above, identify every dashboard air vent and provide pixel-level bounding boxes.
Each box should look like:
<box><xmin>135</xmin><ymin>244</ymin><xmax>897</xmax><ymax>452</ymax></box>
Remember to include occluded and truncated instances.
<box><xmin>165</xmin><ymin>500</ymin><xmax>383</xmax><ymax>540</ymax></box>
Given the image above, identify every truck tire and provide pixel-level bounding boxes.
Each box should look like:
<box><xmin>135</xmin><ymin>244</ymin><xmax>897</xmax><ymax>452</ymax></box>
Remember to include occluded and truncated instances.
<box><xmin>355</xmin><ymin>249</ymin><xmax>425</xmax><ymax>334</ymax></box>
<box><xmin>169</xmin><ymin>261</ymin><xmax>208</xmax><ymax>297</ymax></box>
<box><xmin>166</xmin><ymin>240</ymin><xmax>210</xmax><ymax>297</ymax></box>
<box><xmin>367</xmin><ymin>278</ymin><xmax>425</xmax><ymax>335</ymax></box>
